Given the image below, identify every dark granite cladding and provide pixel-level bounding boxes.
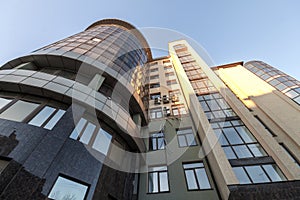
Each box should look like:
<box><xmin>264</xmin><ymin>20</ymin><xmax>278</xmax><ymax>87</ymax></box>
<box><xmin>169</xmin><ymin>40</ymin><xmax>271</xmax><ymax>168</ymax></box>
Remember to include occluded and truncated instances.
<box><xmin>0</xmin><ymin>105</ymin><xmax>136</xmax><ymax>199</ymax></box>
<box><xmin>0</xmin><ymin>161</ymin><xmax>46</xmax><ymax>200</ymax></box>
<box><xmin>0</xmin><ymin>132</ymin><xmax>18</xmax><ymax>156</ymax></box>
<box><xmin>229</xmin><ymin>181</ymin><xmax>300</xmax><ymax>200</ymax></box>
<box><xmin>93</xmin><ymin>164</ymin><xmax>136</xmax><ymax>200</ymax></box>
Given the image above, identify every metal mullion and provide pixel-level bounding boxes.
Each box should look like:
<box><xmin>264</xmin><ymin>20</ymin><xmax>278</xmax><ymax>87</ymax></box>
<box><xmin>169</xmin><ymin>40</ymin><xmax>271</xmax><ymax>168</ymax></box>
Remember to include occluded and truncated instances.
<box><xmin>233</xmin><ymin>126</ymin><xmax>248</xmax><ymax>144</ymax></box>
<box><xmin>220</xmin><ymin>131</ymin><xmax>231</xmax><ymax>147</ymax></box>
<box><xmin>183</xmin><ymin>134</ymin><xmax>188</xmax><ymax>147</ymax></box>
<box><xmin>222</xmin><ymin>145</ymin><xmax>239</xmax><ymax>160</ymax></box>
<box><xmin>241</xmin><ymin>166</ymin><xmax>254</xmax><ymax>184</ymax></box>
<box><xmin>193</xmin><ymin>168</ymin><xmax>201</xmax><ymax>190</ymax></box>
<box><xmin>87</xmin><ymin>125</ymin><xmax>100</xmax><ymax>146</ymax></box>
<box><xmin>78</xmin><ymin>121</ymin><xmax>89</xmax><ymax>141</ymax></box>
<box><xmin>0</xmin><ymin>98</ymin><xmax>18</xmax><ymax>114</ymax></box>
<box><xmin>260</xmin><ymin>165</ymin><xmax>272</xmax><ymax>182</ymax></box>
<box><xmin>157</xmin><ymin>171</ymin><xmax>161</xmax><ymax>193</ymax></box>
<box><xmin>40</xmin><ymin>108</ymin><xmax>59</xmax><ymax>128</ymax></box>
<box><xmin>246</xmin><ymin>143</ymin><xmax>261</xmax><ymax>158</ymax></box>
<box><xmin>22</xmin><ymin>101</ymin><xmax>47</xmax><ymax>123</ymax></box>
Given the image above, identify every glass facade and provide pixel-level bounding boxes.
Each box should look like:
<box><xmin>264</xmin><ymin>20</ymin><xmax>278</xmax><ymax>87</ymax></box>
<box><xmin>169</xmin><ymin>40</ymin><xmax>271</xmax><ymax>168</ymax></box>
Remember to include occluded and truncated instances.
<box><xmin>174</xmin><ymin>44</ymin><xmax>286</xmax><ymax>186</ymax></box>
<box><xmin>0</xmin><ymin>96</ymin><xmax>66</xmax><ymax>130</ymax></box>
<box><xmin>245</xmin><ymin>61</ymin><xmax>300</xmax><ymax>105</ymax></box>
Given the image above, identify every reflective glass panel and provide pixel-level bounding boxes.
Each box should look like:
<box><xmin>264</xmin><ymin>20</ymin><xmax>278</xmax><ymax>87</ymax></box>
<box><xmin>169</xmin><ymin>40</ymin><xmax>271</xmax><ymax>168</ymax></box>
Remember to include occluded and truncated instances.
<box><xmin>0</xmin><ymin>98</ymin><xmax>12</xmax><ymax>110</ymax></box>
<box><xmin>245</xmin><ymin>166</ymin><xmax>270</xmax><ymax>183</ymax></box>
<box><xmin>80</xmin><ymin>122</ymin><xmax>96</xmax><ymax>144</ymax></box>
<box><xmin>159</xmin><ymin>172</ymin><xmax>169</xmax><ymax>192</ymax></box>
<box><xmin>44</xmin><ymin>109</ymin><xmax>66</xmax><ymax>130</ymax></box>
<box><xmin>232</xmin><ymin>167</ymin><xmax>251</xmax><ymax>184</ymax></box>
<box><xmin>28</xmin><ymin>106</ymin><xmax>55</xmax><ymax>127</ymax></box>
<box><xmin>262</xmin><ymin>164</ymin><xmax>286</xmax><ymax>182</ymax></box>
<box><xmin>48</xmin><ymin>176</ymin><xmax>88</xmax><ymax>200</ymax></box>
<box><xmin>0</xmin><ymin>100</ymin><xmax>39</xmax><ymax>122</ymax></box>
<box><xmin>185</xmin><ymin>170</ymin><xmax>198</xmax><ymax>190</ymax></box>
<box><xmin>70</xmin><ymin>118</ymin><xmax>87</xmax><ymax>140</ymax></box>
<box><xmin>195</xmin><ymin>168</ymin><xmax>211</xmax><ymax>189</ymax></box>
<box><xmin>92</xmin><ymin>128</ymin><xmax>112</xmax><ymax>155</ymax></box>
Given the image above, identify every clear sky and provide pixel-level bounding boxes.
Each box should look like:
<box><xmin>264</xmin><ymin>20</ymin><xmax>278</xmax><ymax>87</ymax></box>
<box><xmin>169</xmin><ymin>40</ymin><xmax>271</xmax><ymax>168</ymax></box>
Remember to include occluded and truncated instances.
<box><xmin>1</xmin><ymin>0</ymin><xmax>299</xmax><ymax>79</ymax></box>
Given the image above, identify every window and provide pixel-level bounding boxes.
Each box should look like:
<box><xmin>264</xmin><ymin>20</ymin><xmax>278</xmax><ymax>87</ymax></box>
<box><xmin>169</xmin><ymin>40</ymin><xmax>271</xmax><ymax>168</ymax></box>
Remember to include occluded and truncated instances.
<box><xmin>150</xmin><ymin>68</ymin><xmax>158</xmax><ymax>73</ymax></box>
<box><xmin>198</xmin><ymin>93</ymin><xmax>237</xmax><ymax>121</ymax></box>
<box><xmin>28</xmin><ymin>106</ymin><xmax>66</xmax><ymax>130</ymax></box>
<box><xmin>179</xmin><ymin>56</ymin><xmax>194</xmax><ymax>63</ymax></box>
<box><xmin>150</xmin><ymin>75</ymin><xmax>159</xmax><ymax>80</ymax></box>
<box><xmin>163</xmin><ymin>60</ymin><xmax>170</xmax><ymax>65</ymax></box>
<box><xmin>233</xmin><ymin>164</ymin><xmax>286</xmax><ymax>184</ymax></box>
<box><xmin>164</xmin><ymin>65</ymin><xmax>173</xmax><ymax>70</ymax></box>
<box><xmin>150</xmin><ymin>93</ymin><xmax>161</xmax><ymax>100</ymax></box>
<box><xmin>150</xmin><ymin>83</ymin><xmax>160</xmax><ymax>89</ymax></box>
<box><xmin>69</xmin><ymin>118</ymin><xmax>112</xmax><ymax>155</ymax></box>
<box><xmin>166</xmin><ymin>79</ymin><xmax>177</xmax><ymax>86</ymax></box>
<box><xmin>149</xmin><ymin>132</ymin><xmax>165</xmax><ymax>151</ymax></box>
<box><xmin>165</xmin><ymin>72</ymin><xmax>175</xmax><ymax>77</ymax></box>
<box><xmin>211</xmin><ymin>120</ymin><xmax>267</xmax><ymax>160</ymax></box>
<box><xmin>176</xmin><ymin>128</ymin><xmax>197</xmax><ymax>147</ymax></box>
<box><xmin>0</xmin><ymin>97</ymin><xmax>12</xmax><ymax>110</ymax></box>
<box><xmin>92</xmin><ymin>128</ymin><xmax>112</xmax><ymax>155</ymax></box>
<box><xmin>150</xmin><ymin>108</ymin><xmax>163</xmax><ymax>119</ymax></box>
<box><xmin>183</xmin><ymin>162</ymin><xmax>211</xmax><ymax>190</ymax></box>
<box><xmin>0</xmin><ymin>100</ymin><xmax>39</xmax><ymax>122</ymax></box>
<box><xmin>169</xmin><ymin>90</ymin><xmax>181</xmax><ymax>97</ymax></box>
<box><xmin>48</xmin><ymin>175</ymin><xmax>89</xmax><ymax>200</ymax></box>
<box><xmin>171</xmin><ymin>105</ymin><xmax>187</xmax><ymax>116</ymax></box>
<box><xmin>148</xmin><ymin>166</ymin><xmax>169</xmax><ymax>193</ymax></box>
<box><xmin>192</xmin><ymin>79</ymin><xmax>217</xmax><ymax>95</ymax></box>
<box><xmin>149</xmin><ymin>62</ymin><xmax>158</xmax><ymax>66</ymax></box>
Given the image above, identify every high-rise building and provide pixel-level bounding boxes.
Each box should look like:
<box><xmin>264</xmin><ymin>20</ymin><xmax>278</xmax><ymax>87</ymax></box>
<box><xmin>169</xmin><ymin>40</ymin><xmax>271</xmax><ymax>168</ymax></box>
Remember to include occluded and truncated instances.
<box><xmin>0</xmin><ymin>19</ymin><xmax>299</xmax><ymax>200</ymax></box>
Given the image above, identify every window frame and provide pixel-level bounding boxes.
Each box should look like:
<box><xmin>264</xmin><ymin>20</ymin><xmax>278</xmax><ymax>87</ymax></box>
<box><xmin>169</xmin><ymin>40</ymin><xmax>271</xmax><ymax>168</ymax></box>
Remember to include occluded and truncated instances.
<box><xmin>148</xmin><ymin>165</ymin><xmax>170</xmax><ymax>194</ymax></box>
<box><xmin>232</xmin><ymin>164</ymin><xmax>287</xmax><ymax>184</ymax></box>
<box><xmin>182</xmin><ymin>161</ymin><xmax>212</xmax><ymax>191</ymax></box>
<box><xmin>149</xmin><ymin>107</ymin><xmax>163</xmax><ymax>119</ymax></box>
<box><xmin>69</xmin><ymin>116</ymin><xmax>113</xmax><ymax>156</ymax></box>
<box><xmin>176</xmin><ymin>127</ymin><xmax>198</xmax><ymax>148</ymax></box>
<box><xmin>0</xmin><ymin>94</ymin><xmax>67</xmax><ymax>130</ymax></box>
<box><xmin>149</xmin><ymin>131</ymin><xmax>166</xmax><ymax>151</ymax></box>
<box><xmin>48</xmin><ymin>174</ymin><xmax>90</xmax><ymax>200</ymax></box>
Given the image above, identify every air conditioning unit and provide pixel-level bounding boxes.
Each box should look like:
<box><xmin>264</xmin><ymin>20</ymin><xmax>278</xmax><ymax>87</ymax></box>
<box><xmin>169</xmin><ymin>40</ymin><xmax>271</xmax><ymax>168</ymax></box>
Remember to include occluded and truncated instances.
<box><xmin>154</xmin><ymin>97</ymin><xmax>161</xmax><ymax>105</ymax></box>
<box><xmin>164</xmin><ymin>107</ymin><xmax>171</xmax><ymax>116</ymax></box>
<box><xmin>171</xmin><ymin>95</ymin><xmax>179</xmax><ymax>102</ymax></box>
<box><xmin>163</xmin><ymin>95</ymin><xmax>169</xmax><ymax>104</ymax></box>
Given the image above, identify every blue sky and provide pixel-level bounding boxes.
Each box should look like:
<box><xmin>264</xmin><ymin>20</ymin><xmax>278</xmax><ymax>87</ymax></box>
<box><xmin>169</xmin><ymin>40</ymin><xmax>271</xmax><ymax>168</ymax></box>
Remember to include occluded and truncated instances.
<box><xmin>1</xmin><ymin>0</ymin><xmax>299</xmax><ymax>79</ymax></box>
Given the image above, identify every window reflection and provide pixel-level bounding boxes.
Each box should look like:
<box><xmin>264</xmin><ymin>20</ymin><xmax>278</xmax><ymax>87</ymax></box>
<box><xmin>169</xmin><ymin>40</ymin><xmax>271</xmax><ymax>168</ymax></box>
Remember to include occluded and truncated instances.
<box><xmin>148</xmin><ymin>166</ymin><xmax>169</xmax><ymax>193</ymax></box>
<box><xmin>70</xmin><ymin>118</ymin><xmax>113</xmax><ymax>156</ymax></box>
<box><xmin>29</xmin><ymin>106</ymin><xmax>56</xmax><ymax>127</ymax></box>
<box><xmin>28</xmin><ymin>106</ymin><xmax>66</xmax><ymax>130</ymax></box>
<box><xmin>233</xmin><ymin>164</ymin><xmax>286</xmax><ymax>184</ymax></box>
<box><xmin>48</xmin><ymin>176</ymin><xmax>88</xmax><ymax>200</ymax></box>
<box><xmin>183</xmin><ymin>162</ymin><xmax>211</xmax><ymax>190</ymax></box>
<box><xmin>0</xmin><ymin>98</ymin><xmax>12</xmax><ymax>110</ymax></box>
<box><xmin>176</xmin><ymin>128</ymin><xmax>197</xmax><ymax>147</ymax></box>
<box><xmin>0</xmin><ymin>100</ymin><xmax>39</xmax><ymax>122</ymax></box>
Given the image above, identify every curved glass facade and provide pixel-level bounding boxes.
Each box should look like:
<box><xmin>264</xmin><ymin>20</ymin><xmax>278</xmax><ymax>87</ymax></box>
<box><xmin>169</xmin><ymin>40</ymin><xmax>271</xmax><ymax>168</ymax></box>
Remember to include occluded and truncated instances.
<box><xmin>0</xmin><ymin>19</ymin><xmax>150</xmax><ymax>200</ymax></box>
<box><xmin>244</xmin><ymin>61</ymin><xmax>300</xmax><ymax>105</ymax></box>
